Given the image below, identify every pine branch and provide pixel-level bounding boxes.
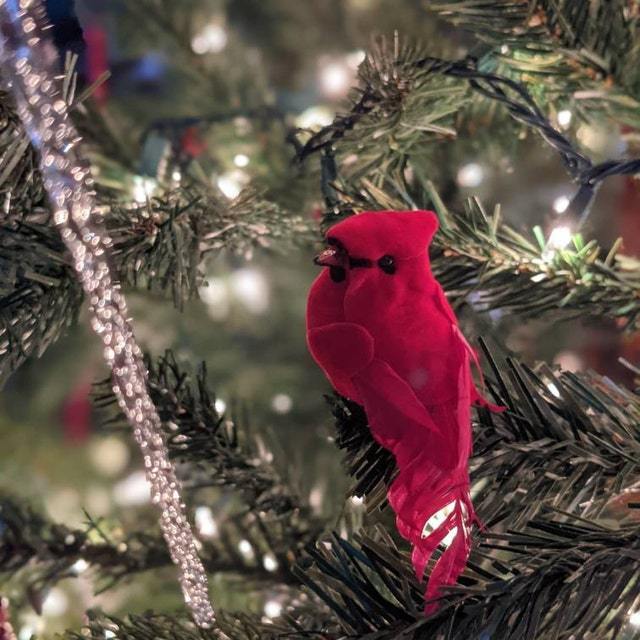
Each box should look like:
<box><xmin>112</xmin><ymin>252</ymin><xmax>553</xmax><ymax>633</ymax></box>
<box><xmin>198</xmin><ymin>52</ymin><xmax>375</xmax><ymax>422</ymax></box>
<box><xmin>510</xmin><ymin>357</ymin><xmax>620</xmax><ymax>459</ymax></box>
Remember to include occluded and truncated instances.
<box><xmin>51</xmin><ymin>514</ymin><xmax>640</xmax><ymax>639</ymax></box>
<box><xmin>94</xmin><ymin>351</ymin><xmax>320</xmax><ymax>524</ymax></box>
<box><xmin>428</xmin><ymin>1</ymin><xmax>640</xmax><ymax>99</ymax></box>
<box><xmin>328</xmin><ymin>341</ymin><xmax>640</xmax><ymax>529</ymax></box>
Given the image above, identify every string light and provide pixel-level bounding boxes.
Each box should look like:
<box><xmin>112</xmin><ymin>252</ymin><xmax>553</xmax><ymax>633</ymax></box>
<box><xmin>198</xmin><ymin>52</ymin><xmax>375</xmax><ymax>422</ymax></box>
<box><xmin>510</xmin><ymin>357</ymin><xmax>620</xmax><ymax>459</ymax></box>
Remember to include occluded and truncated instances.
<box><xmin>238</xmin><ymin>539</ymin><xmax>255</xmax><ymax>560</ymax></box>
<box><xmin>553</xmin><ymin>195</ymin><xmax>570</xmax><ymax>214</ymax></box>
<box><xmin>42</xmin><ymin>588</ymin><xmax>68</xmax><ymax>617</ymax></box>
<box><xmin>319</xmin><ymin>61</ymin><xmax>352</xmax><ymax>98</ymax></box>
<box><xmin>191</xmin><ymin>23</ymin><xmax>228</xmax><ymax>55</ymax></box>
<box><xmin>350</xmin><ymin>495</ymin><xmax>364</xmax><ymax>506</ymax></box>
<box><xmin>264</xmin><ymin>600</ymin><xmax>282</xmax><ymax>619</ymax></box>
<box><xmin>195</xmin><ymin>506</ymin><xmax>219</xmax><ymax>538</ymax></box>
<box><xmin>557</xmin><ymin>109</ymin><xmax>573</xmax><ymax>129</ymax></box>
<box><xmin>230</xmin><ymin>268</ymin><xmax>270</xmax><ymax>314</ymax></box>
<box><xmin>132</xmin><ymin>176</ymin><xmax>157</xmax><ymax>203</ymax></box>
<box><xmin>217</xmin><ymin>172</ymin><xmax>244</xmax><ymax>200</ymax></box>
<box><xmin>457</xmin><ymin>162</ymin><xmax>485</xmax><ymax>187</ymax></box>
<box><xmin>547</xmin><ymin>225</ymin><xmax>573</xmax><ymax>250</ymax></box>
<box><xmin>296</xmin><ymin>106</ymin><xmax>333</xmax><ymax>129</ymax></box>
<box><xmin>72</xmin><ymin>558</ymin><xmax>89</xmax><ymax>574</ymax></box>
<box><xmin>113</xmin><ymin>471</ymin><xmax>151</xmax><ymax>506</ymax></box>
<box><xmin>262</xmin><ymin>553</ymin><xmax>278</xmax><ymax>572</ymax></box>
<box><xmin>271</xmin><ymin>393</ymin><xmax>293</xmax><ymax>414</ymax></box>
<box><xmin>233</xmin><ymin>153</ymin><xmax>250</xmax><ymax>168</ymax></box>
<box><xmin>214</xmin><ymin>398</ymin><xmax>227</xmax><ymax>414</ymax></box>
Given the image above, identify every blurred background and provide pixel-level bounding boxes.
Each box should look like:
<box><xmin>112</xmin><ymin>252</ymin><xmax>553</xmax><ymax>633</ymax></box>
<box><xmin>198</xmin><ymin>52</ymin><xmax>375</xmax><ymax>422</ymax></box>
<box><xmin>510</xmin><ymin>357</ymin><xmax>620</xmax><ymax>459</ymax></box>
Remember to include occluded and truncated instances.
<box><xmin>2</xmin><ymin>0</ymin><xmax>639</xmax><ymax>636</ymax></box>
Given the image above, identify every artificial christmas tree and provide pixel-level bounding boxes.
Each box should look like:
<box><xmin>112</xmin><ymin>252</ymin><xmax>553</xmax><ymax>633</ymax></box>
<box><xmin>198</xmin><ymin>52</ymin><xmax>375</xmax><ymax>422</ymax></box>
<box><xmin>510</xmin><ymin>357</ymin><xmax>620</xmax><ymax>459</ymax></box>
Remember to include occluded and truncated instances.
<box><xmin>1</xmin><ymin>1</ymin><xmax>640</xmax><ymax>639</ymax></box>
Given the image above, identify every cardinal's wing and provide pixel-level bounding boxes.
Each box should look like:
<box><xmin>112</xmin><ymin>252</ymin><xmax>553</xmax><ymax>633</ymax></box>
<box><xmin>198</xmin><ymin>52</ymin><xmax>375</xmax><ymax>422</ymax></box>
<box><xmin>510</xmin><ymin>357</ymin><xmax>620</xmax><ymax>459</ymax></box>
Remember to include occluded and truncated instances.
<box><xmin>307</xmin><ymin>322</ymin><xmax>374</xmax><ymax>401</ymax></box>
<box><xmin>354</xmin><ymin>358</ymin><xmax>441</xmax><ymax>443</ymax></box>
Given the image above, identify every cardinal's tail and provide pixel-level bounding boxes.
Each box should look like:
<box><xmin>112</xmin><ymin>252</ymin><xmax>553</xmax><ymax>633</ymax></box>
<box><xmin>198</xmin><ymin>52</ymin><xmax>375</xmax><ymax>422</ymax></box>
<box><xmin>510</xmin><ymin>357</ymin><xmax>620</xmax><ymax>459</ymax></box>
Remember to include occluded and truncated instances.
<box><xmin>388</xmin><ymin>459</ymin><xmax>476</xmax><ymax>614</ymax></box>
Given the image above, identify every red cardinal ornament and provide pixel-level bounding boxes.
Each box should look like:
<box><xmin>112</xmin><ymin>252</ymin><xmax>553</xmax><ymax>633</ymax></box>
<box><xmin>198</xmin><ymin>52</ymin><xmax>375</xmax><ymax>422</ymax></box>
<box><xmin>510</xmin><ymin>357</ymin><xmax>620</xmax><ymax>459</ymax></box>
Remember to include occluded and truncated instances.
<box><xmin>306</xmin><ymin>210</ymin><xmax>500</xmax><ymax>610</ymax></box>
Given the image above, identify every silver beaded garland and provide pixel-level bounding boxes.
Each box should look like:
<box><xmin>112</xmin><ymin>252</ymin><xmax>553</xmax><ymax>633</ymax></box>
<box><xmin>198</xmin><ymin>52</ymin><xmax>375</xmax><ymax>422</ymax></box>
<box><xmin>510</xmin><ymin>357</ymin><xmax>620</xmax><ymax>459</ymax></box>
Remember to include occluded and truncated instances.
<box><xmin>0</xmin><ymin>0</ymin><xmax>216</xmax><ymax>628</ymax></box>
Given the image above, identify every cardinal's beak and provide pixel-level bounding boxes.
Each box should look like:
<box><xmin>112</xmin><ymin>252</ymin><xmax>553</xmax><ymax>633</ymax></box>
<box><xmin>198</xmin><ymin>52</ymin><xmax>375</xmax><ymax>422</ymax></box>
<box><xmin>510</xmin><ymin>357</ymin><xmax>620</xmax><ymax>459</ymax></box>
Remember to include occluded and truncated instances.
<box><xmin>314</xmin><ymin>247</ymin><xmax>345</xmax><ymax>267</ymax></box>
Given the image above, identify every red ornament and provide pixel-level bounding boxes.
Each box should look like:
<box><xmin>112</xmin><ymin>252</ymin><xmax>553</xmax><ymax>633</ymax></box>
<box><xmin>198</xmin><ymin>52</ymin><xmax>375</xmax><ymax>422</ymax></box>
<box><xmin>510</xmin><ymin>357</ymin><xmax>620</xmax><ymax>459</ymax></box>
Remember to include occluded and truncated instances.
<box><xmin>306</xmin><ymin>210</ymin><xmax>501</xmax><ymax>610</ymax></box>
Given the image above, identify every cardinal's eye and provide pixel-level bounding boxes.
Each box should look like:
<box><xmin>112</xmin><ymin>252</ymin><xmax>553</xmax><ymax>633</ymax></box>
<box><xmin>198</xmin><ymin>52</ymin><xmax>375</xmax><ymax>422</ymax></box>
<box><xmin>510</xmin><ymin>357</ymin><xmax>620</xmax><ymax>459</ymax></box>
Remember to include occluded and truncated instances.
<box><xmin>377</xmin><ymin>255</ymin><xmax>396</xmax><ymax>274</ymax></box>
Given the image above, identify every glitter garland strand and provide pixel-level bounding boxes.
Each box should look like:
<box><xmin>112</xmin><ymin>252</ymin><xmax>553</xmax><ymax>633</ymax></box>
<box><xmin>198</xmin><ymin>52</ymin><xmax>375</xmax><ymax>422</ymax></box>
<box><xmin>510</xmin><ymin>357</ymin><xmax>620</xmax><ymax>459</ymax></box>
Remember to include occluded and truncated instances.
<box><xmin>0</xmin><ymin>0</ymin><xmax>216</xmax><ymax>628</ymax></box>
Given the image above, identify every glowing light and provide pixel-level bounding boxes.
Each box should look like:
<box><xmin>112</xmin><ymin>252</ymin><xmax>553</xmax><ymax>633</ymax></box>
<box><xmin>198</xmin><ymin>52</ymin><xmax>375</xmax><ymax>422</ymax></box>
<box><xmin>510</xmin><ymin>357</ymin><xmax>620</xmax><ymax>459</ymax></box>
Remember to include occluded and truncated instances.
<box><xmin>42</xmin><ymin>588</ymin><xmax>68</xmax><ymax>617</ymax></box>
<box><xmin>214</xmin><ymin>398</ymin><xmax>227</xmax><ymax>414</ymax></box>
<box><xmin>217</xmin><ymin>172</ymin><xmax>243</xmax><ymax>200</ymax></box>
<box><xmin>630</xmin><ymin>610</ymin><xmax>640</xmax><ymax>626</ymax></box>
<box><xmin>546</xmin><ymin>382</ymin><xmax>561</xmax><ymax>398</ymax></box>
<box><xmin>264</xmin><ymin>600</ymin><xmax>282</xmax><ymax>619</ymax></box>
<box><xmin>263</xmin><ymin>553</ymin><xmax>278</xmax><ymax>572</ymax></box>
<box><xmin>132</xmin><ymin>176</ymin><xmax>157</xmax><ymax>203</ymax></box>
<box><xmin>195</xmin><ymin>506</ymin><xmax>218</xmax><ymax>538</ymax></box>
<box><xmin>172</xmin><ymin>170</ymin><xmax>182</xmax><ymax>182</ymax></box>
<box><xmin>548</xmin><ymin>225</ymin><xmax>572</xmax><ymax>250</ymax></box>
<box><xmin>557</xmin><ymin>109</ymin><xmax>572</xmax><ymax>129</ymax></box>
<box><xmin>233</xmin><ymin>153</ymin><xmax>250</xmax><ymax>168</ymax></box>
<box><xmin>271</xmin><ymin>393</ymin><xmax>293</xmax><ymax>414</ymax></box>
<box><xmin>238</xmin><ymin>539</ymin><xmax>255</xmax><ymax>559</ymax></box>
<box><xmin>191</xmin><ymin>23</ymin><xmax>228</xmax><ymax>55</ymax></box>
<box><xmin>422</xmin><ymin>502</ymin><xmax>458</xmax><ymax>548</ymax></box>
<box><xmin>230</xmin><ymin>268</ymin><xmax>270</xmax><ymax>314</ymax></box>
<box><xmin>553</xmin><ymin>195</ymin><xmax>570</xmax><ymax>214</ymax></box>
<box><xmin>113</xmin><ymin>471</ymin><xmax>151</xmax><ymax>506</ymax></box>
<box><xmin>319</xmin><ymin>60</ymin><xmax>352</xmax><ymax>98</ymax></box>
<box><xmin>296</xmin><ymin>106</ymin><xmax>333</xmax><ymax>129</ymax></box>
<box><xmin>500</xmin><ymin>44</ymin><xmax>510</xmax><ymax>54</ymax></box>
<box><xmin>199</xmin><ymin>277</ymin><xmax>230</xmax><ymax>321</ymax></box>
<box><xmin>89</xmin><ymin>436</ymin><xmax>130</xmax><ymax>477</ymax></box>
<box><xmin>350</xmin><ymin>495</ymin><xmax>364</xmax><ymax>506</ymax></box>
<box><xmin>72</xmin><ymin>558</ymin><xmax>89</xmax><ymax>574</ymax></box>
<box><xmin>457</xmin><ymin>162</ymin><xmax>484</xmax><ymax>188</ymax></box>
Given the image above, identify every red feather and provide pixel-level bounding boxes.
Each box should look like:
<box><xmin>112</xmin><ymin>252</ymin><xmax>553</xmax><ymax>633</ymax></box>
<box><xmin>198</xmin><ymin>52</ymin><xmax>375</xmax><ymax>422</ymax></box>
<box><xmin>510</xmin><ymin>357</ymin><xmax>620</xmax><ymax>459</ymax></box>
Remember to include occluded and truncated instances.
<box><xmin>307</xmin><ymin>210</ymin><xmax>501</xmax><ymax>611</ymax></box>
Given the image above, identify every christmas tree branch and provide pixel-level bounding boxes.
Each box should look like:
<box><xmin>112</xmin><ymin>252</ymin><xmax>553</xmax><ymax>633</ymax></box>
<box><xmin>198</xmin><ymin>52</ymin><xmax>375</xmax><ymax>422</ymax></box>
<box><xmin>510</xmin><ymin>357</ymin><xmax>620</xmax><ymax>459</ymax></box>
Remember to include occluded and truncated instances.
<box><xmin>94</xmin><ymin>351</ymin><xmax>320</xmax><ymax>525</ymax></box>
<box><xmin>428</xmin><ymin>0</ymin><xmax>640</xmax><ymax>112</ymax></box>
<box><xmin>58</xmin><ymin>514</ymin><xmax>640</xmax><ymax>640</ymax></box>
<box><xmin>0</xmin><ymin>495</ymin><xmax>298</xmax><ymax>604</ymax></box>
<box><xmin>329</xmin><ymin>340</ymin><xmax>640</xmax><ymax>528</ymax></box>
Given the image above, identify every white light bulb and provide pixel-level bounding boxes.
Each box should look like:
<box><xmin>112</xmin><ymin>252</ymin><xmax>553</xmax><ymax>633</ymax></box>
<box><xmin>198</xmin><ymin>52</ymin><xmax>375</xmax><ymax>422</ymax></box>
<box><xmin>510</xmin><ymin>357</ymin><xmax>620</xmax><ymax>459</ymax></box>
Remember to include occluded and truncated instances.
<box><xmin>195</xmin><ymin>506</ymin><xmax>218</xmax><ymax>538</ymax></box>
<box><xmin>217</xmin><ymin>173</ymin><xmax>242</xmax><ymax>200</ymax></box>
<box><xmin>238</xmin><ymin>539</ymin><xmax>255</xmax><ymax>559</ymax></box>
<box><xmin>230</xmin><ymin>268</ymin><xmax>270</xmax><ymax>314</ymax></box>
<box><xmin>271</xmin><ymin>393</ymin><xmax>293</xmax><ymax>414</ymax></box>
<box><xmin>296</xmin><ymin>106</ymin><xmax>333</xmax><ymax>129</ymax></box>
<box><xmin>113</xmin><ymin>471</ymin><xmax>151</xmax><ymax>506</ymax></box>
<box><xmin>72</xmin><ymin>558</ymin><xmax>89</xmax><ymax>574</ymax></box>
<box><xmin>557</xmin><ymin>109</ymin><xmax>572</xmax><ymax>129</ymax></box>
<box><xmin>132</xmin><ymin>176</ymin><xmax>156</xmax><ymax>203</ymax></box>
<box><xmin>233</xmin><ymin>153</ymin><xmax>250</xmax><ymax>168</ymax></box>
<box><xmin>553</xmin><ymin>195</ymin><xmax>570</xmax><ymax>214</ymax></box>
<box><xmin>263</xmin><ymin>554</ymin><xmax>278</xmax><ymax>572</ymax></box>
<box><xmin>264</xmin><ymin>600</ymin><xmax>282</xmax><ymax>619</ymax></box>
<box><xmin>457</xmin><ymin>162</ymin><xmax>484</xmax><ymax>188</ymax></box>
<box><xmin>42</xmin><ymin>588</ymin><xmax>68</xmax><ymax>617</ymax></box>
<box><xmin>319</xmin><ymin>61</ymin><xmax>351</xmax><ymax>98</ymax></box>
<box><xmin>214</xmin><ymin>398</ymin><xmax>227</xmax><ymax>414</ymax></box>
<box><xmin>191</xmin><ymin>23</ymin><xmax>228</xmax><ymax>55</ymax></box>
<box><xmin>350</xmin><ymin>495</ymin><xmax>364</xmax><ymax>506</ymax></box>
<box><xmin>548</xmin><ymin>225</ymin><xmax>572</xmax><ymax>250</ymax></box>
